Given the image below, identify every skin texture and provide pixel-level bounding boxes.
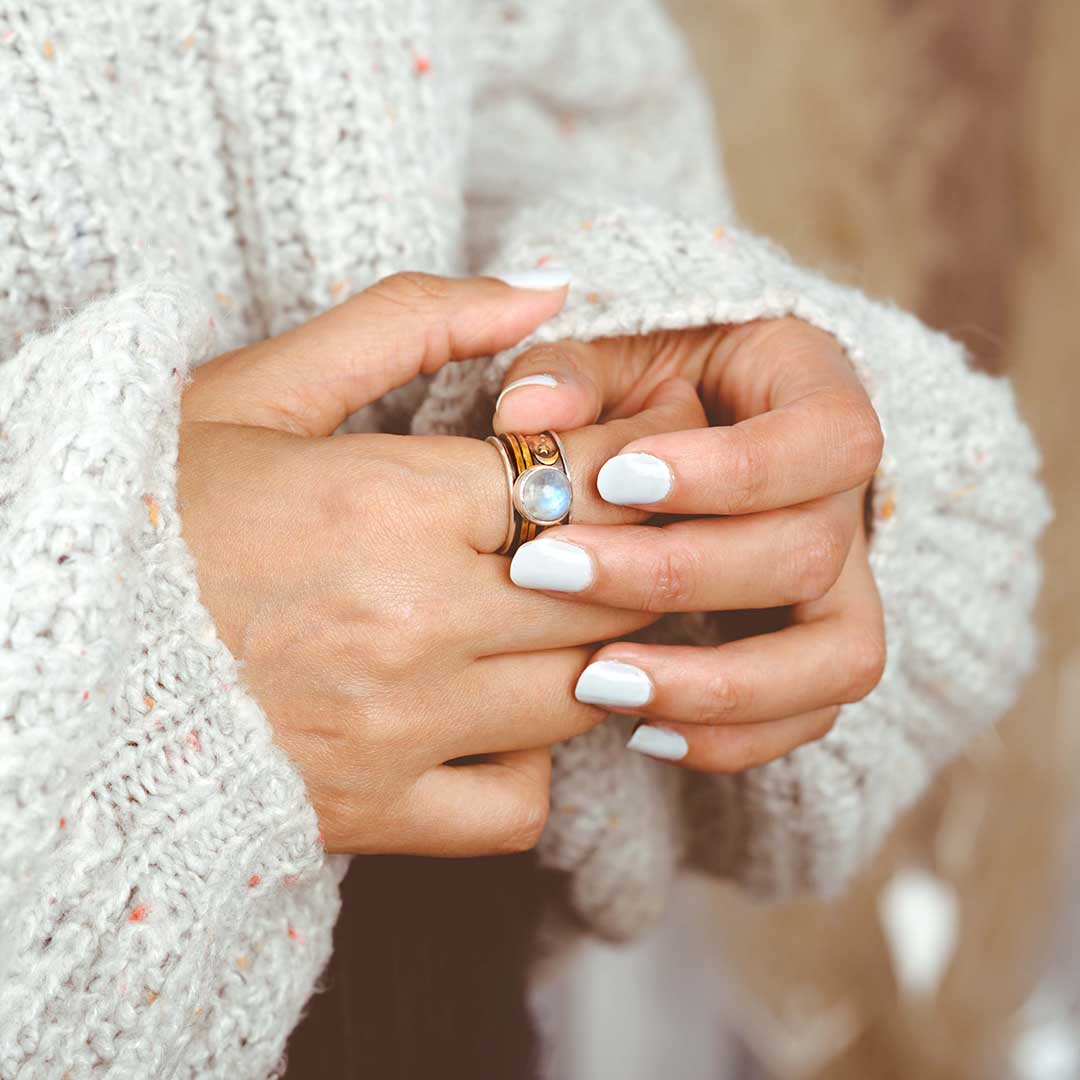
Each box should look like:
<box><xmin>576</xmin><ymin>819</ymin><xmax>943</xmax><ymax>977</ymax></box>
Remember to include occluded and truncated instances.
<box><xmin>178</xmin><ymin>272</ymin><xmax>707</xmax><ymax>855</ymax></box>
<box><xmin>495</xmin><ymin>317</ymin><xmax>887</xmax><ymax>773</ymax></box>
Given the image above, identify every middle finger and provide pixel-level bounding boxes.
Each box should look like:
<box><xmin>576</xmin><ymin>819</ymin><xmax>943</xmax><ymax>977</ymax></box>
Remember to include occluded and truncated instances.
<box><xmin>508</xmin><ymin>492</ymin><xmax>861</xmax><ymax>613</ymax></box>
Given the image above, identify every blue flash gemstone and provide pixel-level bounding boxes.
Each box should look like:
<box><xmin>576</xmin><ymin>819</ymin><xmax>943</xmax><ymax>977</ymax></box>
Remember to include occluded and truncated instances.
<box><xmin>516</xmin><ymin>466</ymin><xmax>572</xmax><ymax>524</ymax></box>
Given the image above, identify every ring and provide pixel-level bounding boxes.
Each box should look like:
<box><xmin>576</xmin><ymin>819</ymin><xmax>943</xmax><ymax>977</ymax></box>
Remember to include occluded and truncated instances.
<box><xmin>486</xmin><ymin>431</ymin><xmax>573</xmax><ymax>555</ymax></box>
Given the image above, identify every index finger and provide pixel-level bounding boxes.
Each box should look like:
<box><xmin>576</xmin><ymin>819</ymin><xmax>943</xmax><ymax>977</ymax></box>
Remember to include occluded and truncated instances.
<box><xmin>599</xmin><ymin>318</ymin><xmax>882</xmax><ymax>514</ymax></box>
<box><xmin>597</xmin><ymin>384</ymin><xmax>883</xmax><ymax>515</ymax></box>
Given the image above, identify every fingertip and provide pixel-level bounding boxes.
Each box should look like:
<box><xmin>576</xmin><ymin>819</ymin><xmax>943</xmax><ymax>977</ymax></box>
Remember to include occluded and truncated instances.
<box><xmin>495</xmin><ymin>373</ymin><xmax>560</xmax><ymax>412</ymax></box>
<box><xmin>491</xmin><ymin>268</ymin><xmax>572</xmax><ymax>292</ymax></box>
<box><xmin>596</xmin><ymin>451</ymin><xmax>674</xmax><ymax>507</ymax></box>
<box><xmin>493</xmin><ymin>379</ymin><xmax>595</xmax><ymax>435</ymax></box>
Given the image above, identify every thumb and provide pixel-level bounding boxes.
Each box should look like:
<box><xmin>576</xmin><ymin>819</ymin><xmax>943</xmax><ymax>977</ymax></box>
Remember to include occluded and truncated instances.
<box><xmin>492</xmin><ymin>336</ymin><xmax>649</xmax><ymax>436</ymax></box>
<box><xmin>185</xmin><ymin>270</ymin><xmax>570</xmax><ymax>435</ymax></box>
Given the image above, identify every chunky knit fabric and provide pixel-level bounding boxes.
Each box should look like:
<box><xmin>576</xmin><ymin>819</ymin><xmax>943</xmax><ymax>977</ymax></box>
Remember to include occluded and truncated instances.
<box><xmin>0</xmin><ymin>1</ymin><xmax>1049</xmax><ymax>1077</ymax></box>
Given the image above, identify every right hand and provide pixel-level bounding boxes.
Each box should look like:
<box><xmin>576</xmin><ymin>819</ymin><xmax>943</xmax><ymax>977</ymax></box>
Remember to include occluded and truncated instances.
<box><xmin>179</xmin><ymin>273</ymin><xmax>705</xmax><ymax>857</ymax></box>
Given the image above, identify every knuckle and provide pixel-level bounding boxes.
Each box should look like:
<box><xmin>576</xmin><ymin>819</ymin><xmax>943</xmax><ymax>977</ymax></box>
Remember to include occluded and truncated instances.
<box><xmin>344</xmin><ymin>697</ymin><xmax>408</xmax><ymax>757</ymax></box>
<box><xmin>790</xmin><ymin>514</ymin><xmax>848</xmax><ymax>602</ymax></box>
<box><xmin>842</xmin><ymin>633</ymin><xmax>887</xmax><ymax>701</ymax></box>
<box><xmin>841</xmin><ymin>398</ymin><xmax>884</xmax><ymax>478</ymax></box>
<box><xmin>498</xmin><ymin>790</ymin><xmax>550</xmax><ymax>853</ymax></box>
<box><xmin>641</xmin><ymin>543</ymin><xmax>700</xmax><ymax>612</ymax></box>
<box><xmin>374</xmin><ymin>271</ymin><xmax>451</xmax><ymax>308</ymax></box>
<box><xmin>814</xmin><ymin>706</ymin><xmax>842</xmax><ymax>737</ymax></box>
<box><xmin>693</xmin><ymin>665</ymin><xmax>744</xmax><ymax>723</ymax></box>
<box><xmin>723</xmin><ymin>431</ymin><xmax>766</xmax><ymax>515</ymax></box>
<box><xmin>363</xmin><ymin>617</ymin><xmax>431</xmax><ymax>680</ymax></box>
<box><xmin>365</xmin><ymin>274</ymin><xmax>453</xmax><ymax>375</ymax></box>
<box><xmin>711</xmin><ymin>726</ymin><xmax>766</xmax><ymax>774</ymax></box>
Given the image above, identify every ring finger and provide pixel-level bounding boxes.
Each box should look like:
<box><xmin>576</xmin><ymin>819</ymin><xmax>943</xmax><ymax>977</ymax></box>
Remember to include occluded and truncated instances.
<box><xmin>572</xmin><ymin>609</ymin><xmax>884</xmax><ymax>727</ymax></box>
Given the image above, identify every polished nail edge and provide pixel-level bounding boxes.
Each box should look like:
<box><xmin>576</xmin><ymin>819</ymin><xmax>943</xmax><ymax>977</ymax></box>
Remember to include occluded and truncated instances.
<box><xmin>495</xmin><ymin>267</ymin><xmax>572</xmax><ymax>291</ymax></box>
<box><xmin>495</xmin><ymin>373</ymin><xmax>560</xmax><ymax>412</ymax></box>
<box><xmin>626</xmin><ymin>725</ymin><xmax>688</xmax><ymax>761</ymax></box>
<box><xmin>509</xmin><ymin>538</ymin><xmax>594</xmax><ymax>592</ymax></box>
<box><xmin>574</xmin><ymin>660</ymin><xmax>654</xmax><ymax>708</ymax></box>
<box><xmin>596</xmin><ymin>452</ymin><xmax>673</xmax><ymax>506</ymax></box>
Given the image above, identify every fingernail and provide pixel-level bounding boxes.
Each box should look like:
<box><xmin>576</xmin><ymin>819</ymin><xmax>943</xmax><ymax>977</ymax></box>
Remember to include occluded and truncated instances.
<box><xmin>574</xmin><ymin>660</ymin><xmax>654</xmax><ymax>709</ymax></box>
<box><xmin>597</xmin><ymin>452</ymin><xmax>673</xmax><ymax>506</ymax></box>
<box><xmin>495</xmin><ymin>268</ymin><xmax>572</xmax><ymax>291</ymax></box>
<box><xmin>510</xmin><ymin>538</ymin><xmax>594</xmax><ymax>592</ymax></box>
<box><xmin>626</xmin><ymin>724</ymin><xmax>688</xmax><ymax>761</ymax></box>
<box><xmin>495</xmin><ymin>373</ymin><xmax>560</xmax><ymax>413</ymax></box>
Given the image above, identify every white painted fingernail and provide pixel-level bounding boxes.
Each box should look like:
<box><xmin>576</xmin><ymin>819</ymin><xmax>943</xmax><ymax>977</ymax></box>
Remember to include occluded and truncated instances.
<box><xmin>597</xmin><ymin>452</ymin><xmax>673</xmax><ymax>506</ymax></box>
<box><xmin>495</xmin><ymin>373</ymin><xmax>560</xmax><ymax>413</ymax></box>
<box><xmin>494</xmin><ymin>267</ymin><xmax>572</xmax><ymax>290</ymax></box>
<box><xmin>510</xmin><ymin>538</ymin><xmax>594</xmax><ymax>592</ymax></box>
<box><xmin>626</xmin><ymin>725</ymin><xmax>688</xmax><ymax>761</ymax></box>
<box><xmin>574</xmin><ymin>660</ymin><xmax>654</xmax><ymax>708</ymax></box>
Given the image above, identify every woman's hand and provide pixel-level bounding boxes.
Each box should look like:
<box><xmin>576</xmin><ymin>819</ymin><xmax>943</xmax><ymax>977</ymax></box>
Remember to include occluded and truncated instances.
<box><xmin>494</xmin><ymin>317</ymin><xmax>886</xmax><ymax>773</ymax></box>
<box><xmin>179</xmin><ymin>273</ymin><xmax>705</xmax><ymax>855</ymax></box>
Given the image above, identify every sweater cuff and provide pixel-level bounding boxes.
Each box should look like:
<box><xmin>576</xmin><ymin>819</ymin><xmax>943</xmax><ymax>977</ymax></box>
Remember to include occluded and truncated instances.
<box><xmin>415</xmin><ymin>197</ymin><xmax>1050</xmax><ymax>900</ymax></box>
<box><xmin>1</xmin><ymin>281</ymin><xmax>326</xmax><ymax>1046</ymax></box>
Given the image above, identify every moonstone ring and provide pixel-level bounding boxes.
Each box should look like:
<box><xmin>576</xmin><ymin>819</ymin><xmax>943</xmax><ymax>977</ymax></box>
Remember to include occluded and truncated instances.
<box><xmin>486</xmin><ymin>431</ymin><xmax>573</xmax><ymax>555</ymax></box>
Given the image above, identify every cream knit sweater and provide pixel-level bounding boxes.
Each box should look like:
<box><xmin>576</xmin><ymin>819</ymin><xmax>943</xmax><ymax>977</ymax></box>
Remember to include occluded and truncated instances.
<box><xmin>0</xmin><ymin>1</ymin><xmax>1050</xmax><ymax>1077</ymax></box>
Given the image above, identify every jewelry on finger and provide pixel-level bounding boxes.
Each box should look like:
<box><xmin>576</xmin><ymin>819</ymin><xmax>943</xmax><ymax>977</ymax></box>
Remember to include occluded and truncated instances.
<box><xmin>486</xmin><ymin>430</ymin><xmax>573</xmax><ymax>555</ymax></box>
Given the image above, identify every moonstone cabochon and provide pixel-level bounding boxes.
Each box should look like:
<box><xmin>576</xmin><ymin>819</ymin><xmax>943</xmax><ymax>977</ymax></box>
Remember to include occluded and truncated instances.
<box><xmin>514</xmin><ymin>465</ymin><xmax>572</xmax><ymax>525</ymax></box>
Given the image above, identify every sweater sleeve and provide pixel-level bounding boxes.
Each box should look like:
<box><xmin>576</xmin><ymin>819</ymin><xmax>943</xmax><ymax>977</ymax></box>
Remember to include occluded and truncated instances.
<box><xmin>0</xmin><ymin>281</ymin><xmax>340</xmax><ymax>1078</ymax></box>
<box><xmin>416</xmin><ymin>0</ymin><xmax>1050</xmax><ymax>929</ymax></box>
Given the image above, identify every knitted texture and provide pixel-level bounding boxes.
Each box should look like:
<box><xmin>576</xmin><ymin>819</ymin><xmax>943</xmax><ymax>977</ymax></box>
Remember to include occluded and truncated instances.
<box><xmin>0</xmin><ymin>1</ymin><xmax>1049</xmax><ymax>1076</ymax></box>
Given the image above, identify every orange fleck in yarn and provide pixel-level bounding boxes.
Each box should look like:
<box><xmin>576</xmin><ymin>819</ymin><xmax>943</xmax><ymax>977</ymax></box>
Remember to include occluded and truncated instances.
<box><xmin>248</xmin><ymin>874</ymin><xmax>261</xmax><ymax>888</ymax></box>
<box><xmin>129</xmin><ymin>905</ymin><xmax>148</xmax><ymax>923</ymax></box>
<box><xmin>413</xmin><ymin>51</ymin><xmax>430</xmax><ymax>74</ymax></box>
<box><xmin>143</xmin><ymin>494</ymin><xmax>160</xmax><ymax>528</ymax></box>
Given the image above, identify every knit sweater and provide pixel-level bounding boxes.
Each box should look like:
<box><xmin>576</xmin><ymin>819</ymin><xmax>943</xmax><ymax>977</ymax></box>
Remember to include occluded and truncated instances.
<box><xmin>0</xmin><ymin>1</ymin><xmax>1049</xmax><ymax>1077</ymax></box>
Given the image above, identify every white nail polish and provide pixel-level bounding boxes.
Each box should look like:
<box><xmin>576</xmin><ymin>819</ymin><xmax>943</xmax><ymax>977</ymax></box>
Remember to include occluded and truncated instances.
<box><xmin>495</xmin><ymin>373</ymin><xmax>559</xmax><ymax>413</ymax></box>
<box><xmin>495</xmin><ymin>268</ymin><xmax>572</xmax><ymax>290</ymax></box>
<box><xmin>596</xmin><ymin>452</ymin><xmax>673</xmax><ymax>506</ymax></box>
<box><xmin>626</xmin><ymin>725</ymin><xmax>688</xmax><ymax>761</ymax></box>
<box><xmin>574</xmin><ymin>660</ymin><xmax>654</xmax><ymax>709</ymax></box>
<box><xmin>510</xmin><ymin>538</ymin><xmax>594</xmax><ymax>592</ymax></box>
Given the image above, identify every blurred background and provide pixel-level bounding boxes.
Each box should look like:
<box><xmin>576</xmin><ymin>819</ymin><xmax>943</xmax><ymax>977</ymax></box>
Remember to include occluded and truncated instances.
<box><xmin>545</xmin><ymin>3</ymin><xmax>1080</xmax><ymax>1078</ymax></box>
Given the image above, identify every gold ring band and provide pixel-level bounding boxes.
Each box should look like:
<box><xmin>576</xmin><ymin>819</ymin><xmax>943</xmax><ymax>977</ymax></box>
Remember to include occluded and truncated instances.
<box><xmin>486</xmin><ymin>431</ymin><xmax>572</xmax><ymax>555</ymax></box>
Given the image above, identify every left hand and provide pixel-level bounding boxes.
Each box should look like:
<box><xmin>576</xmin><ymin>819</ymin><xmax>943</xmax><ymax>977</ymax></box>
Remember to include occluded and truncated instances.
<box><xmin>494</xmin><ymin>317</ymin><xmax>886</xmax><ymax>773</ymax></box>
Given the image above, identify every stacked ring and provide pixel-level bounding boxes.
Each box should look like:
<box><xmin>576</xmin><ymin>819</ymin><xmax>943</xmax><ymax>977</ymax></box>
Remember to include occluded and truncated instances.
<box><xmin>486</xmin><ymin>431</ymin><xmax>573</xmax><ymax>555</ymax></box>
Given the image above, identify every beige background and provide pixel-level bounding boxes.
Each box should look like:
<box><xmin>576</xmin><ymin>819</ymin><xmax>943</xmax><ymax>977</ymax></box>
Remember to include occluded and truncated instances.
<box><xmin>664</xmin><ymin>2</ymin><xmax>1080</xmax><ymax>1077</ymax></box>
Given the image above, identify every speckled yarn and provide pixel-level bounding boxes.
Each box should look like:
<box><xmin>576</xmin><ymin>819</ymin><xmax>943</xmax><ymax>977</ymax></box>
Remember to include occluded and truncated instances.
<box><xmin>0</xmin><ymin>1</ymin><xmax>1050</xmax><ymax>1077</ymax></box>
